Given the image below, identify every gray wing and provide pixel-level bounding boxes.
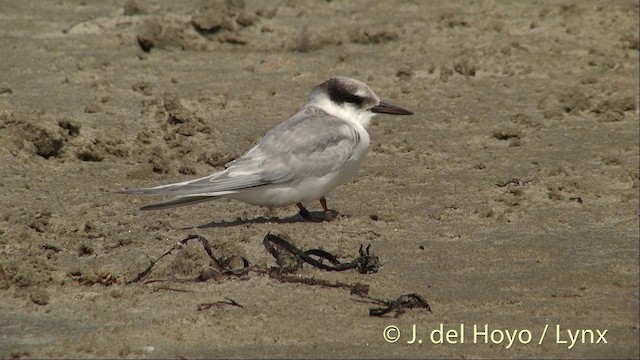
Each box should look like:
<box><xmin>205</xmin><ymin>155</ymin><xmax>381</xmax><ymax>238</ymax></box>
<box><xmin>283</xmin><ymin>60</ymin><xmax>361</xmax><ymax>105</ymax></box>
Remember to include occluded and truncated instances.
<box><xmin>229</xmin><ymin>107</ymin><xmax>363</xmax><ymax>185</ymax></box>
<box><xmin>118</xmin><ymin>107</ymin><xmax>363</xmax><ymax>197</ymax></box>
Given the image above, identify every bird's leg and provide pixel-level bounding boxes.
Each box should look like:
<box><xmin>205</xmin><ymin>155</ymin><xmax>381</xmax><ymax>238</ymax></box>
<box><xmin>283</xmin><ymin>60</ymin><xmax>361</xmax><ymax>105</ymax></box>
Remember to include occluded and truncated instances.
<box><xmin>296</xmin><ymin>203</ymin><xmax>312</xmax><ymax>220</ymax></box>
<box><xmin>319</xmin><ymin>197</ymin><xmax>336</xmax><ymax>221</ymax></box>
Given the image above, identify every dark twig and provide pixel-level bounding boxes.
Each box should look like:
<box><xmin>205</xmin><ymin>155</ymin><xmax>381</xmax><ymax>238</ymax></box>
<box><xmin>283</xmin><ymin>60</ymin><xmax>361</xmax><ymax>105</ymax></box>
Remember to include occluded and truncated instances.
<box><xmin>126</xmin><ymin>234</ymin><xmax>251</xmax><ymax>284</ymax></box>
<box><xmin>267</xmin><ymin>269</ymin><xmax>370</xmax><ymax>295</ymax></box>
<box><xmin>151</xmin><ymin>285</ymin><xmax>195</xmax><ymax>293</ymax></box>
<box><xmin>359</xmin><ymin>293</ymin><xmax>432</xmax><ymax>317</ymax></box>
<box><xmin>124</xmin><ymin>233</ymin><xmax>429</xmax><ymax>317</ymax></box>
<box><xmin>263</xmin><ymin>233</ymin><xmax>380</xmax><ymax>274</ymax></box>
<box><xmin>197</xmin><ymin>297</ymin><xmax>243</xmax><ymax>311</ymax></box>
<box><xmin>126</xmin><ymin>243</ymin><xmax>183</xmax><ymax>284</ymax></box>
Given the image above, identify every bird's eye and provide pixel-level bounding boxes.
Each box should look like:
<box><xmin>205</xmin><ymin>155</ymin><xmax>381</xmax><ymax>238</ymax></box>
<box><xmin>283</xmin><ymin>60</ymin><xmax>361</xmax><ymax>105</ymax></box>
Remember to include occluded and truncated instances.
<box><xmin>343</xmin><ymin>94</ymin><xmax>363</xmax><ymax>105</ymax></box>
<box><xmin>326</xmin><ymin>80</ymin><xmax>365</xmax><ymax>106</ymax></box>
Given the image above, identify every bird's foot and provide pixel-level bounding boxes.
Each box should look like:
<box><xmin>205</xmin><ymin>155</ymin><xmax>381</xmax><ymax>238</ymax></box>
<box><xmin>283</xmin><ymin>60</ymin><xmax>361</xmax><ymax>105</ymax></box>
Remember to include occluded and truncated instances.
<box><xmin>298</xmin><ymin>208</ymin><xmax>311</xmax><ymax>220</ymax></box>
<box><xmin>297</xmin><ymin>201</ymin><xmax>341</xmax><ymax>222</ymax></box>
<box><xmin>319</xmin><ymin>197</ymin><xmax>339</xmax><ymax>221</ymax></box>
<box><xmin>296</xmin><ymin>203</ymin><xmax>312</xmax><ymax>221</ymax></box>
<box><xmin>323</xmin><ymin>210</ymin><xmax>339</xmax><ymax>221</ymax></box>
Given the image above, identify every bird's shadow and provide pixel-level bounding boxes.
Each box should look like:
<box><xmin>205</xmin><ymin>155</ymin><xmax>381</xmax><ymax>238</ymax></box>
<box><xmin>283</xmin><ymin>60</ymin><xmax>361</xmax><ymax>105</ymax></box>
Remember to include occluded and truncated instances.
<box><xmin>187</xmin><ymin>210</ymin><xmax>343</xmax><ymax>229</ymax></box>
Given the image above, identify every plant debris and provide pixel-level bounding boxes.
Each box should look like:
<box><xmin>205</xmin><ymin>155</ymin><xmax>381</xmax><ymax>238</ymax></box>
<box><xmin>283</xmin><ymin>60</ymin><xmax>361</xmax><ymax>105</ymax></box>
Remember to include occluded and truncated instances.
<box><xmin>361</xmin><ymin>293</ymin><xmax>432</xmax><ymax>317</ymax></box>
<box><xmin>197</xmin><ymin>297</ymin><xmax>243</xmax><ymax>311</ymax></box>
<box><xmin>263</xmin><ymin>233</ymin><xmax>380</xmax><ymax>274</ymax></box>
<box><xmin>124</xmin><ymin>233</ymin><xmax>429</xmax><ymax>317</ymax></box>
<box><xmin>126</xmin><ymin>234</ymin><xmax>250</xmax><ymax>284</ymax></box>
<box><xmin>127</xmin><ymin>233</ymin><xmax>379</xmax><ymax>285</ymax></box>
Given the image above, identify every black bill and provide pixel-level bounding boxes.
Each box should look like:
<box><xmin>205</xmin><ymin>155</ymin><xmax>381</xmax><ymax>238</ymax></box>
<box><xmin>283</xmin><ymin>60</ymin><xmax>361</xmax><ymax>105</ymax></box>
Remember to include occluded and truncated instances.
<box><xmin>371</xmin><ymin>101</ymin><xmax>414</xmax><ymax>115</ymax></box>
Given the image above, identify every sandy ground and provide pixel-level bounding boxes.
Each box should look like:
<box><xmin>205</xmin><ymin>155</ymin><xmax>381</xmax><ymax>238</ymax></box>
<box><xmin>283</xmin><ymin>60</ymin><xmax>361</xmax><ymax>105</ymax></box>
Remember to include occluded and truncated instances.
<box><xmin>1</xmin><ymin>0</ymin><xmax>638</xmax><ymax>358</ymax></box>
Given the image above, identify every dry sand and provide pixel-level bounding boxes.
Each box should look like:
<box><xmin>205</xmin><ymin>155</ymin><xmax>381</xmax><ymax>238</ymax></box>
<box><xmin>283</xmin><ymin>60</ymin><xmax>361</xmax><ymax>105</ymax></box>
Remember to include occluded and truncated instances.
<box><xmin>1</xmin><ymin>0</ymin><xmax>638</xmax><ymax>358</ymax></box>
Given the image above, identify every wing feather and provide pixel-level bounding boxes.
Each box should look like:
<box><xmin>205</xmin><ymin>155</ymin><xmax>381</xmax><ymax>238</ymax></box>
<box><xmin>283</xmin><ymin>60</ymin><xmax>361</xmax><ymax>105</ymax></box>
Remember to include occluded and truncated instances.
<box><xmin>117</xmin><ymin>107</ymin><xmax>362</xmax><ymax>197</ymax></box>
<box><xmin>236</xmin><ymin>107</ymin><xmax>362</xmax><ymax>185</ymax></box>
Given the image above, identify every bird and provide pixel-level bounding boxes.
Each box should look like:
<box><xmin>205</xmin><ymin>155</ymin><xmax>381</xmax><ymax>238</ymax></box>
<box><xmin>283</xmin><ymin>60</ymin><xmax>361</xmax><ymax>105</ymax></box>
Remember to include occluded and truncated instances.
<box><xmin>118</xmin><ymin>76</ymin><xmax>413</xmax><ymax>221</ymax></box>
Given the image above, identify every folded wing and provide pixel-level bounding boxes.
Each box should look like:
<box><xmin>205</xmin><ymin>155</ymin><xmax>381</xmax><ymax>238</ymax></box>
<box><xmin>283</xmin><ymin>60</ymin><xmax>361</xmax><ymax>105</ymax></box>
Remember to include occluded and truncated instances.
<box><xmin>117</xmin><ymin>108</ymin><xmax>362</xmax><ymax>207</ymax></box>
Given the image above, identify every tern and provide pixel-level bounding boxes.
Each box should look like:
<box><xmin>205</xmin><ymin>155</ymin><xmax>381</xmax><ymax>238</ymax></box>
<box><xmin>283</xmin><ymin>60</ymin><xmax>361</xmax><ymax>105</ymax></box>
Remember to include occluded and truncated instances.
<box><xmin>119</xmin><ymin>76</ymin><xmax>413</xmax><ymax>221</ymax></box>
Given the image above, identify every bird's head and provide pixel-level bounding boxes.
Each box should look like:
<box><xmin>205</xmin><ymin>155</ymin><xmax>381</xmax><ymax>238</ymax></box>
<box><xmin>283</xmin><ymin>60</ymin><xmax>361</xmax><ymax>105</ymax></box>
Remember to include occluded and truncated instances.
<box><xmin>308</xmin><ymin>76</ymin><xmax>413</xmax><ymax>129</ymax></box>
